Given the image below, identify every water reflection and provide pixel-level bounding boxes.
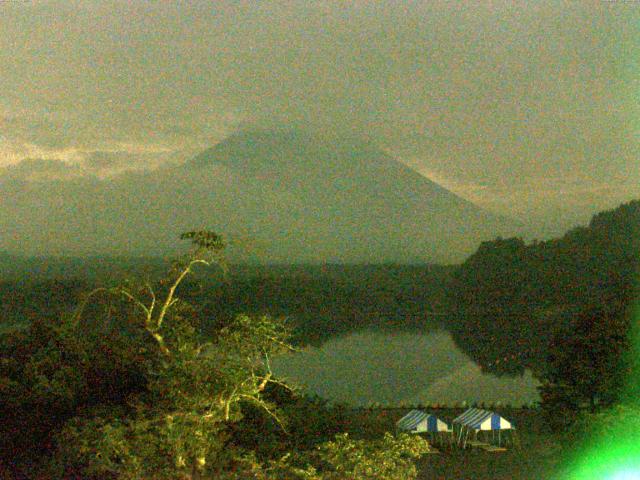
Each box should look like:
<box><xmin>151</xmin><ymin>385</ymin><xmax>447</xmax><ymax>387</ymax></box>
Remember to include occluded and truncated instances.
<box><xmin>272</xmin><ymin>330</ymin><xmax>540</xmax><ymax>406</ymax></box>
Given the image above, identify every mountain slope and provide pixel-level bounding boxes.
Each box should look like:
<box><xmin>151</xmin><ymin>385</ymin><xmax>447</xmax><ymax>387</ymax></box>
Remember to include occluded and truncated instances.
<box><xmin>189</xmin><ymin>128</ymin><xmax>515</xmax><ymax>262</ymax></box>
<box><xmin>0</xmin><ymin>129</ymin><xmax>516</xmax><ymax>263</ymax></box>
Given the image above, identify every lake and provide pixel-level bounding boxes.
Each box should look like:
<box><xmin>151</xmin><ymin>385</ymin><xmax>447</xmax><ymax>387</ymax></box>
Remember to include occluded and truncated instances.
<box><xmin>272</xmin><ymin>329</ymin><xmax>540</xmax><ymax>407</ymax></box>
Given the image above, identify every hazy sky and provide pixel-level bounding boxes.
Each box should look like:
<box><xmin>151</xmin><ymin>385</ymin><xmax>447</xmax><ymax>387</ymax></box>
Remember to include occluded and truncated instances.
<box><xmin>1</xmin><ymin>0</ymin><xmax>638</xmax><ymax>230</ymax></box>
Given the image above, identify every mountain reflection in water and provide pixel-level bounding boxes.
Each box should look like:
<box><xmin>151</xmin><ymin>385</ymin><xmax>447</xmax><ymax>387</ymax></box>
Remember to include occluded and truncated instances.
<box><xmin>272</xmin><ymin>330</ymin><xmax>540</xmax><ymax>406</ymax></box>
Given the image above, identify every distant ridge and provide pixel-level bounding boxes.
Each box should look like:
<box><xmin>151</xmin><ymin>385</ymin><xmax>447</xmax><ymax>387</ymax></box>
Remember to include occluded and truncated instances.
<box><xmin>189</xmin><ymin>128</ymin><xmax>516</xmax><ymax>263</ymax></box>
<box><xmin>0</xmin><ymin>128</ymin><xmax>516</xmax><ymax>263</ymax></box>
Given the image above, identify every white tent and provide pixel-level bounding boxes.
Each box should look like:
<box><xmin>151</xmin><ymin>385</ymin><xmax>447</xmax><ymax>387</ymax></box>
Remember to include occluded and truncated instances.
<box><xmin>396</xmin><ymin>409</ymin><xmax>453</xmax><ymax>446</ymax></box>
<box><xmin>397</xmin><ymin>409</ymin><xmax>452</xmax><ymax>433</ymax></box>
<box><xmin>452</xmin><ymin>408</ymin><xmax>515</xmax><ymax>448</ymax></box>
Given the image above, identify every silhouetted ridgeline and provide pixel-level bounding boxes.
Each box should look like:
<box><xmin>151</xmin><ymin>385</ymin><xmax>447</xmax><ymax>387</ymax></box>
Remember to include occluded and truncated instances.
<box><xmin>0</xmin><ymin>128</ymin><xmax>517</xmax><ymax>263</ymax></box>
<box><xmin>0</xmin><ymin>254</ymin><xmax>169</xmax><ymax>282</ymax></box>
<box><xmin>2</xmin><ymin>200</ymin><xmax>638</xmax><ymax>363</ymax></box>
<box><xmin>0</xmin><ymin>263</ymin><xmax>455</xmax><ymax>345</ymax></box>
<box><xmin>447</xmin><ymin>199</ymin><xmax>640</xmax><ymax>377</ymax></box>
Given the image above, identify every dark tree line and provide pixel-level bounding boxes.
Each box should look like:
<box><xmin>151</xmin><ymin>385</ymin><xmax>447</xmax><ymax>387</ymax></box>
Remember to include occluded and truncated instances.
<box><xmin>447</xmin><ymin>199</ymin><xmax>640</xmax><ymax>424</ymax></box>
<box><xmin>1</xmin><ymin>264</ymin><xmax>454</xmax><ymax>349</ymax></box>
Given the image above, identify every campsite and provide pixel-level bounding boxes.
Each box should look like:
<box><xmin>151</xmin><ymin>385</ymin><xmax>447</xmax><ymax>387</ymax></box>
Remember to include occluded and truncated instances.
<box><xmin>1</xmin><ymin>3</ymin><xmax>638</xmax><ymax>476</ymax></box>
<box><xmin>345</xmin><ymin>406</ymin><xmax>564</xmax><ymax>480</ymax></box>
<box><xmin>2</xmin><ymin>203</ymin><xmax>640</xmax><ymax>478</ymax></box>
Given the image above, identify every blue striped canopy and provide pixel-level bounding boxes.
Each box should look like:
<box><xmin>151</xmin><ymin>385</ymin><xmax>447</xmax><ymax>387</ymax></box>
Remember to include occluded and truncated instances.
<box><xmin>396</xmin><ymin>410</ymin><xmax>452</xmax><ymax>433</ymax></box>
<box><xmin>453</xmin><ymin>408</ymin><xmax>513</xmax><ymax>431</ymax></box>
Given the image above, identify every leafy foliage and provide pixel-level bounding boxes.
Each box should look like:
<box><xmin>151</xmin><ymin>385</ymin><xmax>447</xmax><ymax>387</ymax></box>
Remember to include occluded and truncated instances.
<box><xmin>211</xmin><ymin>432</ymin><xmax>431</xmax><ymax>480</ymax></box>
<box><xmin>448</xmin><ymin>200</ymin><xmax>640</xmax><ymax>407</ymax></box>
<box><xmin>1</xmin><ymin>231</ymin><xmax>435</xmax><ymax>479</ymax></box>
<box><xmin>538</xmin><ymin>305</ymin><xmax>630</xmax><ymax>430</ymax></box>
<box><xmin>314</xmin><ymin>432</ymin><xmax>431</xmax><ymax>480</ymax></box>
<box><xmin>0</xmin><ymin>232</ymin><xmax>295</xmax><ymax>478</ymax></box>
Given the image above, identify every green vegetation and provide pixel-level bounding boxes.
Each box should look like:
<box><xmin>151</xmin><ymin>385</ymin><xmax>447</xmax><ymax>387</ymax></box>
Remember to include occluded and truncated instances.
<box><xmin>0</xmin><ymin>263</ymin><xmax>454</xmax><ymax>347</ymax></box>
<box><xmin>538</xmin><ymin>305</ymin><xmax>629</xmax><ymax>429</ymax></box>
<box><xmin>0</xmin><ymin>232</ymin><xmax>433</xmax><ymax>479</ymax></box>
<box><xmin>449</xmin><ymin>199</ymin><xmax>640</xmax><ymax>424</ymax></box>
<box><xmin>1</xmin><ymin>199</ymin><xmax>639</xmax><ymax>478</ymax></box>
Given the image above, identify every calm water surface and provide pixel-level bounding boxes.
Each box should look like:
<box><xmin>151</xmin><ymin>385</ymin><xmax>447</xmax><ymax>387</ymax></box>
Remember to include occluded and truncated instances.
<box><xmin>272</xmin><ymin>330</ymin><xmax>540</xmax><ymax>407</ymax></box>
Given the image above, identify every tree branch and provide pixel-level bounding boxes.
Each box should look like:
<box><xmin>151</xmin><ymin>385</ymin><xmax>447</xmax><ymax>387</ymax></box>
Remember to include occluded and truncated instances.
<box><xmin>156</xmin><ymin>258</ymin><xmax>210</xmax><ymax>329</ymax></box>
<box><xmin>145</xmin><ymin>281</ymin><xmax>156</xmax><ymax>318</ymax></box>
<box><xmin>71</xmin><ymin>287</ymin><xmax>110</xmax><ymax>328</ymax></box>
<box><xmin>115</xmin><ymin>287</ymin><xmax>151</xmax><ymax>320</ymax></box>
<box><xmin>238</xmin><ymin>394</ymin><xmax>287</xmax><ymax>433</ymax></box>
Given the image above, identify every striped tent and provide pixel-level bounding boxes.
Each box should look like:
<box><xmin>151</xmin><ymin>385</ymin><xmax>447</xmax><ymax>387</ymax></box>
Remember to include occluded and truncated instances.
<box><xmin>453</xmin><ymin>408</ymin><xmax>514</xmax><ymax>448</ymax></box>
<box><xmin>453</xmin><ymin>408</ymin><xmax>512</xmax><ymax>431</ymax></box>
<box><xmin>396</xmin><ymin>409</ymin><xmax>452</xmax><ymax>433</ymax></box>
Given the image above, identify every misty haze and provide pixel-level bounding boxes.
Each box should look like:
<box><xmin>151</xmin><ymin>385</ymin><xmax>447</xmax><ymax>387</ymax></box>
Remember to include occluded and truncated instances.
<box><xmin>1</xmin><ymin>2</ymin><xmax>638</xmax><ymax>479</ymax></box>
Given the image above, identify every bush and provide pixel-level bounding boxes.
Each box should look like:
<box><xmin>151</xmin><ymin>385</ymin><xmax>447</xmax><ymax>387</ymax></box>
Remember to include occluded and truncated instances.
<box><xmin>221</xmin><ymin>432</ymin><xmax>431</xmax><ymax>480</ymax></box>
<box><xmin>314</xmin><ymin>432</ymin><xmax>431</xmax><ymax>480</ymax></box>
<box><xmin>569</xmin><ymin>403</ymin><xmax>640</xmax><ymax>443</ymax></box>
<box><xmin>1</xmin><ymin>232</ymin><xmax>296</xmax><ymax>478</ymax></box>
<box><xmin>0</xmin><ymin>232</ymin><xmax>433</xmax><ymax>479</ymax></box>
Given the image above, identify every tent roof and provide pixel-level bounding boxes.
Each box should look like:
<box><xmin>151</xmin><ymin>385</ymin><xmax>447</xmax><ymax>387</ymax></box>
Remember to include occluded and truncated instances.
<box><xmin>453</xmin><ymin>408</ymin><xmax>513</xmax><ymax>431</ymax></box>
<box><xmin>396</xmin><ymin>409</ymin><xmax>452</xmax><ymax>433</ymax></box>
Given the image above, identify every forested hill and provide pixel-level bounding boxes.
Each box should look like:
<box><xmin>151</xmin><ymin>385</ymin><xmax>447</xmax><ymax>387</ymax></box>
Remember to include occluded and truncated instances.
<box><xmin>447</xmin><ymin>199</ymin><xmax>640</xmax><ymax>377</ymax></box>
<box><xmin>0</xmin><ymin>263</ymin><xmax>455</xmax><ymax>346</ymax></box>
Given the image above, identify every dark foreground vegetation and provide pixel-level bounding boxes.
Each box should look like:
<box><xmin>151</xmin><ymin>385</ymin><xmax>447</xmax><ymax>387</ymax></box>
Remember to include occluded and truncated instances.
<box><xmin>0</xmin><ymin>260</ymin><xmax>454</xmax><ymax>346</ymax></box>
<box><xmin>1</xmin><ymin>232</ymin><xmax>434</xmax><ymax>479</ymax></box>
<box><xmin>351</xmin><ymin>407</ymin><xmax>564</xmax><ymax>480</ymax></box>
<box><xmin>449</xmin><ymin>201</ymin><xmax>640</xmax><ymax>420</ymax></box>
<box><xmin>1</xmin><ymin>199</ymin><xmax>639</xmax><ymax>478</ymax></box>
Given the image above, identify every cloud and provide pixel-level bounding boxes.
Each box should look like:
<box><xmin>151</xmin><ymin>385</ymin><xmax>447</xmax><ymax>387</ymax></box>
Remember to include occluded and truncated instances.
<box><xmin>80</xmin><ymin>148</ymin><xmax>186</xmax><ymax>176</ymax></box>
<box><xmin>0</xmin><ymin>0</ymin><xmax>637</xmax><ymax>226</ymax></box>
<box><xmin>0</xmin><ymin>158</ymin><xmax>82</xmax><ymax>181</ymax></box>
<box><xmin>0</xmin><ymin>144</ymin><xmax>189</xmax><ymax>182</ymax></box>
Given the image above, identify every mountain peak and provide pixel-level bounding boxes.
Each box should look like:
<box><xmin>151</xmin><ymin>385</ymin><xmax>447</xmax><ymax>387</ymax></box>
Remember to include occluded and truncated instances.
<box><xmin>191</xmin><ymin>127</ymin><xmax>381</xmax><ymax>171</ymax></box>
<box><xmin>0</xmin><ymin>128</ymin><xmax>517</xmax><ymax>263</ymax></box>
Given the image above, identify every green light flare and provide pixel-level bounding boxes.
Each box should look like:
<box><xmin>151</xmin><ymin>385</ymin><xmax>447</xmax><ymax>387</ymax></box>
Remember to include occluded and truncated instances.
<box><xmin>563</xmin><ymin>298</ymin><xmax>640</xmax><ymax>480</ymax></box>
<box><xmin>564</xmin><ymin>440</ymin><xmax>640</xmax><ymax>480</ymax></box>
<box><xmin>609</xmin><ymin>469</ymin><xmax>640</xmax><ymax>480</ymax></box>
